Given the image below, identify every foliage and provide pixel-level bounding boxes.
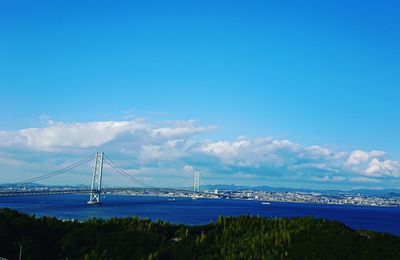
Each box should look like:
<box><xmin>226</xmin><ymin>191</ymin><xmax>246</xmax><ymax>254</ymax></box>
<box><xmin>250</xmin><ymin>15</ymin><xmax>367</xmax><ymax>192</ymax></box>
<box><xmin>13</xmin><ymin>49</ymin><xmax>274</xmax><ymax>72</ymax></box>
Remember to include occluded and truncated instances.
<box><xmin>0</xmin><ymin>208</ymin><xmax>399</xmax><ymax>259</ymax></box>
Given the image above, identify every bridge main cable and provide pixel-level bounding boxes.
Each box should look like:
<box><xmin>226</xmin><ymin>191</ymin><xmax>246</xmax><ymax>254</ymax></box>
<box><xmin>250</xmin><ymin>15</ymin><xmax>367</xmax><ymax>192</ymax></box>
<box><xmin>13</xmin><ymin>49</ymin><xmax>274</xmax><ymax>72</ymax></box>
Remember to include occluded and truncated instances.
<box><xmin>103</xmin><ymin>155</ymin><xmax>155</xmax><ymax>189</ymax></box>
<box><xmin>15</xmin><ymin>155</ymin><xmax>93</xmax><ymax>185</ymax></box>
<box><xmin>103</xmin><ymin>155</ymin><xmax>206</xmax><ymax>195</ymax></box>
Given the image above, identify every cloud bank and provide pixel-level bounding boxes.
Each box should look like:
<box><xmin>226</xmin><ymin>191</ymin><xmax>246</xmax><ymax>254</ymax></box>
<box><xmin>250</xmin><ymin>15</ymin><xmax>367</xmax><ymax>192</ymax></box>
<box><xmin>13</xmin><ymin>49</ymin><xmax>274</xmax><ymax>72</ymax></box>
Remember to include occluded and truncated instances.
<box><xmin>0</xmin><ymin>118</ymin><xmax>399</xmax><ymax>188</ymax></box>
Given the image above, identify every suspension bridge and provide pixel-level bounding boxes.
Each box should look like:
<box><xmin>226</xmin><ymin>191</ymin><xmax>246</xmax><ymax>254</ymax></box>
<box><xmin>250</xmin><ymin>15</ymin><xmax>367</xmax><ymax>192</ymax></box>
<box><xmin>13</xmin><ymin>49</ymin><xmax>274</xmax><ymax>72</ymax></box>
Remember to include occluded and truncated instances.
<box><xmin>0</xmin><ymin>152</ymin><xmax>217</xmax><ymax>203</ymax></box>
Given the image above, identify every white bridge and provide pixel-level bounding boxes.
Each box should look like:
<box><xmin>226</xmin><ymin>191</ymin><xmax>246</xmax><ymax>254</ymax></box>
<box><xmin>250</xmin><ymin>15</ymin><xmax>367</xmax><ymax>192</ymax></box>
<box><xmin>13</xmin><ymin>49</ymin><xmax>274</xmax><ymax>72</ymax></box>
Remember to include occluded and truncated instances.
<box><xmin>0</xmin><ymin>152</ymin><xmax>225</xmax><ymax>202</ymax></box>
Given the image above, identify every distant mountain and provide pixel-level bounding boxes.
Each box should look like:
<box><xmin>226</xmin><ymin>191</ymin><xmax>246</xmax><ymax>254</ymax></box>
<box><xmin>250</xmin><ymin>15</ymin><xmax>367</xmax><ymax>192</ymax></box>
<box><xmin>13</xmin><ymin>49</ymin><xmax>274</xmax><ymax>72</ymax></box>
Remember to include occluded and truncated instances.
<box><xmin>0</xmin><ymin>183</ymin><xmax>90</xmax><ymax>189</ymax></box>
<box><xmin>387</xmin><ymin>192</ymin><xmax>400</xmax><ymax>197</ymax></box>
<box><xmin>351</xmin><ymin>189</ymin><xmax>400</xmax><ymax>197</ymax></box>
<box><xmin>0</xmin><ymin>182</ymin><xmax>46</xmax><ymax>188</ymax></box>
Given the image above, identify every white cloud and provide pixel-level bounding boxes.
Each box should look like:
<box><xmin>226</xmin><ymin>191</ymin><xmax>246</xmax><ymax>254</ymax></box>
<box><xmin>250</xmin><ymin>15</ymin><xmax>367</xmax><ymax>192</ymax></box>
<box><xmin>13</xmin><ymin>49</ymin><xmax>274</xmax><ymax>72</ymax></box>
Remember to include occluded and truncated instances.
<box><xmin>199</xmin><ymin>138</ymin><xmax>334</xmax><ymax>169</ymax></box>
<box><xmin>304</xmin><ymin>146</ymin><xmax>331</xmax><ymax>158</ymax></box>
<box><xmin>0</xmin><ymin>120</ymin><xmax>147</xmax><ymax>151</ymax></box>
<box><xmin>198</xmin><ymin>138</ymin><xmax>400</xmax><ymax>182</ymax></box>
<box><xmin>315</xmin><ymin>176</ymin><xmax>346</xmax><ymax>182</ymax></box>
<box><xmin>349</xmin><ymin>177</ymin><xmax>380</xmax><ymax>183</ymax></box>
<box><xmin>150</xmin><ymin>123</ymin><xmax>217</xmax><ymax>139</ymax></box>
<box><xmin>365</xmin><ymin>158</ymin><xmax>400</xmax><ymax>177</ymax></box>
<box><xmin>346</xmin><ymin>150</ymin><xmax>385</xmax><ymax>166</ymax></box>
<box><xmin>184</xmin><ymin>165</ymin><xmax>195</xmax><ymax>173</ymax></box>
<box><xmin>342</xmin><ymin>150</ymin><xmax>400</xmax><ymax>178</ymax></box>
<box><xmin>199</xmin><ymin>138</ymin><xmax>302</xmax><ymax>167</ymax></box>
<box><xmin>0</xmin><ymin>153</ymin><xmax>27</xmax><ymax>166</ymax></box>
<box><xmin>139</xmin><ymin>145</ymin><xmax>164</xmax><ymax>161</ymax></box>
<box><xmin>233</xmin><ymin>172</ymin><xmax>256</xmax><ymax>179</ymax></box>
<box><xmin>1</xmin><ymin>117</ymin><xmax>400</xmax><ymax>188</ymax></box>
<box><xmin>0</xmin><ymin>119</ymin><xmax>214</xmax><ymax>152</ymax></box>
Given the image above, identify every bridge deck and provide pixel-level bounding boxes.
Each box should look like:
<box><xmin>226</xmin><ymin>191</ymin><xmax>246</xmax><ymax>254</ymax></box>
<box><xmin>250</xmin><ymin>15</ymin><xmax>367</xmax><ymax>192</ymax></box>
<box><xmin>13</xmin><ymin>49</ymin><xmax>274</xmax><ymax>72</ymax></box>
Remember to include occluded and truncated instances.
<box><xmin>0</xmin><ymin>188</ymin><xmax>225</xmax><ymax>198</ymax></box>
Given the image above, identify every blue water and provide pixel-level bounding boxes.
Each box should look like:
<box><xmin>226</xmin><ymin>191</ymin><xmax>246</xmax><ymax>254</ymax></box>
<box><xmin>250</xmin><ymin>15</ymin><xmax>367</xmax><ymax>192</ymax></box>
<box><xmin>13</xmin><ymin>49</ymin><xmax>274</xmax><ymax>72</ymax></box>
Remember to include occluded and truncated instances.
<box><xmin>1</xmin><ymin>195</ymin><xmax>399</xmax><ymax>236</ymax></box>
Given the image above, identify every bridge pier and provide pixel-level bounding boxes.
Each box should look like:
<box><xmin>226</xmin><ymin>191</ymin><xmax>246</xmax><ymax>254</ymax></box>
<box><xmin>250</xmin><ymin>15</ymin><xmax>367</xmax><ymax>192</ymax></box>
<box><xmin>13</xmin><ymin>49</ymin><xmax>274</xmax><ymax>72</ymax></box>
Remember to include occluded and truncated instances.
<box><xmin>194</xmin><ymin>171</ymin><xmax>200</xmax><ymax>192</ymax></box>
<box><xmin>192</xmin><ymin>171</ymin><xmax>200</xmax><ymax>199</ymax></box>
<box><xmin>87</xmin><ymin>152</ymin><xmax>104</xmax><ymax>205</ymax></box>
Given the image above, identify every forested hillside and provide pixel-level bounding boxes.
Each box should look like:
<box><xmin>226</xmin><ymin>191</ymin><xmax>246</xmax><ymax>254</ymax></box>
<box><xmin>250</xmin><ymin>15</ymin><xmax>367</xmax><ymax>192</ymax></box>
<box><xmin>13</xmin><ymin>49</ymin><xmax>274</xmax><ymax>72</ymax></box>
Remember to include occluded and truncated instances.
<box><xmin>0</xmin><ymin>208</ymin><xmax>399</xmax><ymax>259</ymax></box>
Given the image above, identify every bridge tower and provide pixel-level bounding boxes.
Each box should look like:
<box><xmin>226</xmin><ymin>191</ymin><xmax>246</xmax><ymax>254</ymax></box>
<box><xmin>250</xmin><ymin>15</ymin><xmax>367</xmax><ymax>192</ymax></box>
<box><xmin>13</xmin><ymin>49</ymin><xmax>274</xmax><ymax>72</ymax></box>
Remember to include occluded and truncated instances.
<box><xmin>193</xmin><ymin>171</ymin><xmax>200</xmax><ymax>193</ymax></box>
<box><xmin>87</xmin><ymin>152</ymin><xmax>104</xmax><ymax>205</ymax></box>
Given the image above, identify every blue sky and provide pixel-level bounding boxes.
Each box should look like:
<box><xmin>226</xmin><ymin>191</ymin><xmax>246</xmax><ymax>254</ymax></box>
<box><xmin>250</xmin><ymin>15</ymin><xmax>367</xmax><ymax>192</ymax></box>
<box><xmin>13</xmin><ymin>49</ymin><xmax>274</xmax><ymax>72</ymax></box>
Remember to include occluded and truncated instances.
<box><xmin>0</xmin><ymin>1</ymin><xmax>399</xmax><ymax>189</ymax></box>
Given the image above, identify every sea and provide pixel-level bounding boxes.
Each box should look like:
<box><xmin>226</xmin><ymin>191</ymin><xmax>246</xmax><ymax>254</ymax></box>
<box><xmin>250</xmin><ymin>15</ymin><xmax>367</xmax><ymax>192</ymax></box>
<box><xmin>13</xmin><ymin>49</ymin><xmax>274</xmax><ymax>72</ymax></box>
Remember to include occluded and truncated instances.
<box><xmin>1</xmin><ymin>194</ymin><xmax>399</xmax><ymax>236</ymax></box>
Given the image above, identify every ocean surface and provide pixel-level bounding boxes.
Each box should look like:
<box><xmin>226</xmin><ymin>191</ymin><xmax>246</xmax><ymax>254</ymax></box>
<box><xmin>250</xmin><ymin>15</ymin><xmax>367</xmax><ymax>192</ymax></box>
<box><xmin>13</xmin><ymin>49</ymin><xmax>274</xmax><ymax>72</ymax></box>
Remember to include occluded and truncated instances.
<box><xmin>1</xmin><ymin>194</ymin><xmax>399</xmax><ymax>236</ymax></box>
